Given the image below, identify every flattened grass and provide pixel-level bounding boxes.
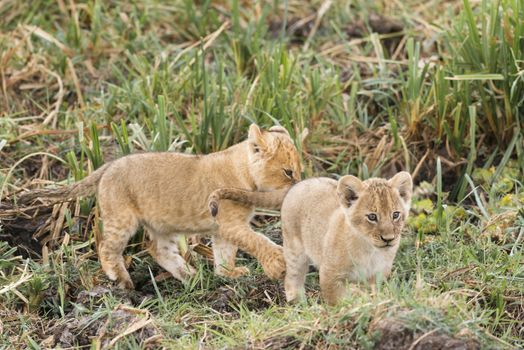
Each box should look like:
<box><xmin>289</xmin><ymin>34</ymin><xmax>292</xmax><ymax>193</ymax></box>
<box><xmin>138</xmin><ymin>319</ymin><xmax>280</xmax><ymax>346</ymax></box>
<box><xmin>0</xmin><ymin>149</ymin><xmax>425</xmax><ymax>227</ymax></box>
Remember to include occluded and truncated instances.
<box><xmin>0</xmin><ymin>0</ymin><xmax>523</xmax><ymax>348</ymax></box>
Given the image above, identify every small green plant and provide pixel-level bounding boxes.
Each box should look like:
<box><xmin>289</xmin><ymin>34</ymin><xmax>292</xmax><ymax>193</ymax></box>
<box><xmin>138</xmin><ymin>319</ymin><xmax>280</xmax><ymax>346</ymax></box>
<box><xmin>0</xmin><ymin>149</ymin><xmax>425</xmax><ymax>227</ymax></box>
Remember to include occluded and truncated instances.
<box><xmin>1</xmin><ymin>1</ymin><xmax>523</xmax><ymax>348</ymax></box>
<box><xmin>401</xmin><ymin>38</ymin><xmax>430</xmax><ymax>136</ymax></box>
<box><xmin>435</xmin><ymin>0</ymin><xmax>522</xmax><ymax>153</ymax></box>
<box><xmin>111</xmin><ymin>119</ymin><xmax>132</xmax><ymax>156</ymax></box>
<box><xmin>83</xmin><ymin>122</ymin><xmax>104</xmax><ymax>170</ymax></box>
<box><xmin>0</xmin><ymin>241</ymin><xmax>19</xmax><ymax>272</ymax></box>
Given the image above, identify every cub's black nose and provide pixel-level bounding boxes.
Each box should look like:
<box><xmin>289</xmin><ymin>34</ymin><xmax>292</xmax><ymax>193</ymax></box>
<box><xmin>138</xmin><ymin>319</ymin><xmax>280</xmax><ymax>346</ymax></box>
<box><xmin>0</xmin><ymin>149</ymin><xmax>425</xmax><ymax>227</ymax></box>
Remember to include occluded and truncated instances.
<box><xmin>380</xmin><ymin>235</ymin><xmax>394</xmax><ymax>243</ymax></box>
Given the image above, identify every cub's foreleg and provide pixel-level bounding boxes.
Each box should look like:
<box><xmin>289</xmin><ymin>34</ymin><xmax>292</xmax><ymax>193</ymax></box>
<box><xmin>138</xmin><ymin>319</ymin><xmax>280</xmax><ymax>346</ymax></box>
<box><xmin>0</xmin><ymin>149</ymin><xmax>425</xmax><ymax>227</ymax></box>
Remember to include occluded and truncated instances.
<box><xmin>212</xmin><ymin>236</ymin><xmax>250</xmax><ymax>278</ymax></box>
<box><xmin>319</xmin><ymin>265</ymin><xmax>347</xmax><ymax>306</ymax></box>
<box><xmin>215</xmin><ymin>201</ymin><xmax>285</xmax><ymax>280</ymax></box>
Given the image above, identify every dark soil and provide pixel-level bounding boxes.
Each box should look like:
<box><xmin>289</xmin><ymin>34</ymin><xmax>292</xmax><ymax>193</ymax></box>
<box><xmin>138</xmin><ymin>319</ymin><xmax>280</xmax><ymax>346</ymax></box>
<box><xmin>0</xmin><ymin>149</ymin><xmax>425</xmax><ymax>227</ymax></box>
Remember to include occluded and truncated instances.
<box><xmin>370</xmin><ymin>318</ymin><xmax>480</xmax><ymax>350</ymax></box>
<box><xmin>204</xmin><ymin>274</ymin><xmax>286</xmax><ymax>314</ymax></box>
<box><xmin>346</xmin><ymin>13</ymin><xmax>404</xmax><ymax>54</ymax></box>
<box><xmin>0</xmin><ymin>204</ymin><xmax>48</xmax><ymax>258</ymax></box>
<box><xmin>249</xmin><ymin>335</ymin><xmax>304</xmax><ymax>350</ymax></box>
<box><xmin>45</xmin><ymin>286</ymin><xmax>161</xmax><ymax>348</ymax></box>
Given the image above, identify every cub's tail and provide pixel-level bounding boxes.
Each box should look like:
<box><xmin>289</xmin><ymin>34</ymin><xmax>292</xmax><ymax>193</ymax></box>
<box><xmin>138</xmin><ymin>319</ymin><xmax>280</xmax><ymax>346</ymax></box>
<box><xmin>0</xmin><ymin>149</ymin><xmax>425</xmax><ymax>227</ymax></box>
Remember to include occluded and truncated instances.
<box><xmin>17</xmin><ymin>163</ymin><xmax>111</xmax><ymax>204</ymax></box>
<box><xmin>208</xmin><ymin>187</ymin><xmax>290</xmax><ymax>217</ymax></box>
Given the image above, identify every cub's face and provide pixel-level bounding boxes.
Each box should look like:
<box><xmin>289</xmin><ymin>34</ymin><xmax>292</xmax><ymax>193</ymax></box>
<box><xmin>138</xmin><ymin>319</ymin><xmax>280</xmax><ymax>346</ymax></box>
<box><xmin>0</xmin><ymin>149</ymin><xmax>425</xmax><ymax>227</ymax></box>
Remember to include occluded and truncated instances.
<box><xmin>337</xmin><ymin>172</ymin><xmax>413</xmax><ymax>249</ymax></box>
<box><xmin>247</xmin><ymin>124</ymin><xmax>302</xmax><ymax>191</ymax></box>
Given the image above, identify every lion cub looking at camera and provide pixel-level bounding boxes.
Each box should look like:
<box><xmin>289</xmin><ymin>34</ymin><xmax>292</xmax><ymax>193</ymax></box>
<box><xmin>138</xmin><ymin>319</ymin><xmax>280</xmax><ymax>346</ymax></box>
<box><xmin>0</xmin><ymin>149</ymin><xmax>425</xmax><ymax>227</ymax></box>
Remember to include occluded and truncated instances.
<box><xmin>19</xmin><ymin>124</ymin><xmax>301</xmax><ymax>289</ymax></box>
<box><xmin>209</xmin><ymin>172</ymin><xmax>412</xmax><ymax>305</ymax></box>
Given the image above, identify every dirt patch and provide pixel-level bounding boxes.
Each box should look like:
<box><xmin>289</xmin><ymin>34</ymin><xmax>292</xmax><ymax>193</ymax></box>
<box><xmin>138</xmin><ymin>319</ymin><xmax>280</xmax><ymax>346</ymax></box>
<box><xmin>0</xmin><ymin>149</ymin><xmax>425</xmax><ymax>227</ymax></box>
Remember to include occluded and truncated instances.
<box><xmin>1</xmin><ymin>285</ymin><xmax>161</xmax><ymax>348</ymax></box>
<box><xmin>346</xmin><ymin>13</ymin><xmax>403</xmax><ymax>37</ymax></box>
<box><xmin>268</xmin><ymin>16</ymin><xmax>314</xmax><ymax>43</ymax></box>
<box><xmin>20</xmin><ymin>155</ymin><xmax>68</xmax><ymax>182</ymax></box>
<box><xmin>269</xmin><ymin>11</ymin><xmax>404</xmax><ymax>51</ymax></box>
<box><xmin>370</xmin><ymin>318</ymin><xmax>480</xmax><ymax>350</ymax></box>
<box><xmin>505</xmin><ymin>299</ymin><xmax>524</xmax><ymax>338</ymax></box>
<box><xmin>48</xmin><ymin>308</ymin><xmax>160</xmax><ymax>348</ymax></box>
<box><xmin>248</xmin><ymin>335</ymin><xmax>303</xmax><ymax>350</ymax></box>
<box><xmin>345</xmin><ymin>13</ymin><xmax>404</xmax><ymax>54</ymax></box>
<box><xmin>0</xmin><ymin>204</ymin><xmax>48</xmax><ymax>258</ymax></box>
<box><xmin>73</xmin><ymin>285</ymin><xmax>143</xmax><ymax>307</ymax></box>
<box><xmin>205</xmin><ymin>285</ymin><xmax>239</xmax><ymax>313</ymax></box>
<box><xmin>0</xmin><ymin>197</ymin><xmax>96</xmax><ymax>259</ymax></box>
<box><xmin>205</xmin><ymin>275</ymin><xmax>286</xmax><ymax>314</ymax></box>
<box><xmin>45</xmin><ymin>287</ymin><xmax>161</xmax><ymax>348</ymax></box>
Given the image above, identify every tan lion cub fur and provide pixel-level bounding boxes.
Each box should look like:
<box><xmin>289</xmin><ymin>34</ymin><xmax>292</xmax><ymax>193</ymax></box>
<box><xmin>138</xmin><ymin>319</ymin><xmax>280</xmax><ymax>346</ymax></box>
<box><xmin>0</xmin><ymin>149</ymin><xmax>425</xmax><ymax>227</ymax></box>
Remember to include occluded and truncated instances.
<box><xmin>19</xmin><ymin>124</ymin><xmax>301</xmax><ymax>289</ymax></box>
<box><xmin>209</xmin><ymin>172</ymin><xmax>412</xmax><ymax>305</ymax></box>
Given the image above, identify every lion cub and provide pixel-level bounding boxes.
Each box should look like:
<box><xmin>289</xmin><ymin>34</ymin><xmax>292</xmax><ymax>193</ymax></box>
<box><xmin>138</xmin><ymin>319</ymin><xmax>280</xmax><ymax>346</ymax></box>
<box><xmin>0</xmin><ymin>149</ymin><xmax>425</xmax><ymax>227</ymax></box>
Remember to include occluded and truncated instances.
<box><xmin>19</xmin><ymin>124</ymin><xmax>301</xmax><ymax>289</ymax></box>
<box><xmin>209</xmin><ymin>172</ymin><xmax>412</xmax><ymax>305</ymax></box>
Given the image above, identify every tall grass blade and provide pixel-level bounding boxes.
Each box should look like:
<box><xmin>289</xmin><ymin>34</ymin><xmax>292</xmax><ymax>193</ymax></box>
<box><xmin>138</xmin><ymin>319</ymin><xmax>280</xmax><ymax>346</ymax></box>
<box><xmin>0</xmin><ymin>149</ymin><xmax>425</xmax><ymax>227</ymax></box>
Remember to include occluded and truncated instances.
<box><xmin>456</xmin><ymin>106</ymin><xmax>477</xmax><ymax>201</ymax></box>
<box><xmin>436</xmin><ymin>157</ymin><xmax>444</xmax><ymax>232</ymax></box>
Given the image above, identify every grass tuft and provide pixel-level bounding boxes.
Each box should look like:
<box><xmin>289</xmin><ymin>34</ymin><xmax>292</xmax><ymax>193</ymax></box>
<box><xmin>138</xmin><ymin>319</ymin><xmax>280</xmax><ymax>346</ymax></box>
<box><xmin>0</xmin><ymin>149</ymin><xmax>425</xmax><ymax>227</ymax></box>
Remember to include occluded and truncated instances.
<box><xmin>0</xmin><ymin>0</ymin><xmax>523</xmax><ymax>348</ymax></box>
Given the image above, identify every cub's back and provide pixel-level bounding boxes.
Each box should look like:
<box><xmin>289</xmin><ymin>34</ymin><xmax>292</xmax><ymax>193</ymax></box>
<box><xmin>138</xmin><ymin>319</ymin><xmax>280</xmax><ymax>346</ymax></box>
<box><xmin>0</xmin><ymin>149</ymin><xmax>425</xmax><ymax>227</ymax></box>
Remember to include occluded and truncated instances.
<box><xmin>281</xmin><ymin>177</ymin><xmax>340</xmax><ymax>242</ymax></box>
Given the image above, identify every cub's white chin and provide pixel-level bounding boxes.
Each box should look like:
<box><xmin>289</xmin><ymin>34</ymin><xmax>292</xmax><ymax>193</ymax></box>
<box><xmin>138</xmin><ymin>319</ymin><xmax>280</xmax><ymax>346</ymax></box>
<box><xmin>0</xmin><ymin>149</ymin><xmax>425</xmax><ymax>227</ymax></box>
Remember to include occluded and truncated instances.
<box><xmin>374</xmin><ymin>241</ymin><xmax>396</xmax><ymax>249</ymax></box>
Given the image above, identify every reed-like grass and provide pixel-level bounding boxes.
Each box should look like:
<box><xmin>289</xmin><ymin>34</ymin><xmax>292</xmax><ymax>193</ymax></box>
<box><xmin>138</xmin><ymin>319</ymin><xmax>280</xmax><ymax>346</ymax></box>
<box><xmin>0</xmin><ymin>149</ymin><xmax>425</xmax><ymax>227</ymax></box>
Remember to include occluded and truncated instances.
<box><xmin>0</xmin><ymin>0</ymin><xmax>522</xmax><ymax>348</ymax></box>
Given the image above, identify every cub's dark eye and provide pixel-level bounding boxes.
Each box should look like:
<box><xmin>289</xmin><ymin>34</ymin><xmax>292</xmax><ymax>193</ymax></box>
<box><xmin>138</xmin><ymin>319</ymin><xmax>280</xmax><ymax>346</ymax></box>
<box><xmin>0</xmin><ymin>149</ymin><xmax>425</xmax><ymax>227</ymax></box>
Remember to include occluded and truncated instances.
<box><xmin>366</xmin><ymin>213</ymin><xmax>378</xmax><ymax>222</ymax></box>
<box><xmin>284</xmin><ymin>169</ymin><xmax>293</xmax><ymax>179</ymax></box>
<box><xmin>392</xmin><ymin>211</ymin><xmax>401</xmax><ymax>220</ymax></box>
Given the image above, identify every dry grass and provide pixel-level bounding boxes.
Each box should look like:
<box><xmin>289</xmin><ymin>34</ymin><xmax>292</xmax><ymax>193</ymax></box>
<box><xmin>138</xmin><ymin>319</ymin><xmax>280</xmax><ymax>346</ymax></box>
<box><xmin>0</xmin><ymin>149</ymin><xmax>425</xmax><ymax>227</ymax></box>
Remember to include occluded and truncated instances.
<box><xmin>0</xmin><ymin>0</ymin><xmax>523</xmax><ymax>348</ymax></box>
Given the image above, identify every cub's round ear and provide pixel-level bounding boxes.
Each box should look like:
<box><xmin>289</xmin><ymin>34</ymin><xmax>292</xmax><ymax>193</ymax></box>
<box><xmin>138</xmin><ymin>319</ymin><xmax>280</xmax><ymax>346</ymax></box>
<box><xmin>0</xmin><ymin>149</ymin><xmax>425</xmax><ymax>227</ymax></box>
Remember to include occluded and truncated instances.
<box><xmin>248</xmin><ymin>124</ymin><xmax>267</xmax><ymax>154</ymax></box>
<box><xmin>337</xmin><ymin>175</ymin><xmax>364</xmax><ymax>208</ymax></box>
<box><xmin>268</xmin><ymin>125</ymin><xmax>291</xmax><ymax>137</ymax></box>
<box><xmin>388</xmin><ymin>171</ymin><xmax>413</xmax><ymax>204</ymax></box>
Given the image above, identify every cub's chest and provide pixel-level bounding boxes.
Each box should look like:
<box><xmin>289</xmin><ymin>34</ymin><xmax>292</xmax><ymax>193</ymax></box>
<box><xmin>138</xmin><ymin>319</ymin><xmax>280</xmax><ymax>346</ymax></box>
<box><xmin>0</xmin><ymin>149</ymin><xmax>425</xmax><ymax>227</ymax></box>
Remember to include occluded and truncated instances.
<box><xmin>347</xmin><ymin>247</ymin><xmax>396</xmax><ymax>282</ymax></box>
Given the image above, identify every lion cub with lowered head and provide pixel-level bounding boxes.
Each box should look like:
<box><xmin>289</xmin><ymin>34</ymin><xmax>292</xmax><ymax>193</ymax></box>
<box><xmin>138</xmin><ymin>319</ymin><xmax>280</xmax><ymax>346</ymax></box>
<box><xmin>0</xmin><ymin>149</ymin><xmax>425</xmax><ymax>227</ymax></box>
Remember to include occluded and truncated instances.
<box><xmin>209</xmin><ymin>172</ymin><xmax>412</xmax><ymax>305</ymax></box>
<box><xmin>19</xmin><ymin>124</ymin><xmax>301</xmax><ymax>289</ymax></box>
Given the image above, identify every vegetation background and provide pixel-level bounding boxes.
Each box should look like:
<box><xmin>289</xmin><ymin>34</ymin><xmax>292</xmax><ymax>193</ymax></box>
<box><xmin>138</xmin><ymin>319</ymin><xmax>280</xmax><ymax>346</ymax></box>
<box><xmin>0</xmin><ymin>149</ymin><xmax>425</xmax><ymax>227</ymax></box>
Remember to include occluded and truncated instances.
<box><xmin>0</xmin><ymin>0</ymin><xmax>523</xmax><ymax>348</ymax></box>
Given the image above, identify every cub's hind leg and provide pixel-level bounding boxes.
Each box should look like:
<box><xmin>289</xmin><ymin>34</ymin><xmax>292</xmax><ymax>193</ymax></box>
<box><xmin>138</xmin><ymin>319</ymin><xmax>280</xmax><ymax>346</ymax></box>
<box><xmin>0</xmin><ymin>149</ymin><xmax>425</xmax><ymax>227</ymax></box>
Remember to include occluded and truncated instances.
<box><xmin>283</xmin><ymin>233</ymin><xmax>308</xmax><ymax>303</ymax></box>
<box><xmin>149</xmin><ymin>235</ymin><xmax>196</xmax><ymax>282</ymax></box>
<box><xmin>98</xmin><ymin>212</ymin><xmax>138</xmax><ymax>290</ymax></box>
<box><xmin>212</xmin><ymin>236</ymin><xmax>249</xmax><ymax>278</ymax></box>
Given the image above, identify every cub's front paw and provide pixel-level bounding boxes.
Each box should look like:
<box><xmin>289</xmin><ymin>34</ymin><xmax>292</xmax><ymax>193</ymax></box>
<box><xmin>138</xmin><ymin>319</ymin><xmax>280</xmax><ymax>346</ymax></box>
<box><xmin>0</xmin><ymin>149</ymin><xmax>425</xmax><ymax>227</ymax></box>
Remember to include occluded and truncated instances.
<box><xmin>285</xmin><ymin>287</ymin><xmax>306</xmax><ymax>304</ymax></box>
<box><xmin>117</xmin><ymin>278</ymin><xmax>135</xmax><ymax>290</ymax></box>
<box><xmin>216</xmin><ymin>265</ymin><xmax>250</xmax><ymax>279</ymax></box>
<box><xmin>261</xmin><ymin>247</ymin><xmax>286</xmax><ymax>280</ymax></box>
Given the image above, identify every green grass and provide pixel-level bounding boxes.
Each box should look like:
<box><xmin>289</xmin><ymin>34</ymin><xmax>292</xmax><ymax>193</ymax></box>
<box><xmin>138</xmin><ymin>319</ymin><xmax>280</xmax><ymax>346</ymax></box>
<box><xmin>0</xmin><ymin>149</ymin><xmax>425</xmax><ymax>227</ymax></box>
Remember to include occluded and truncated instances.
<box><xmin>0</xmin><ymin>0</ymin><xmax>523</xmax><ymax>348</ymax></box>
